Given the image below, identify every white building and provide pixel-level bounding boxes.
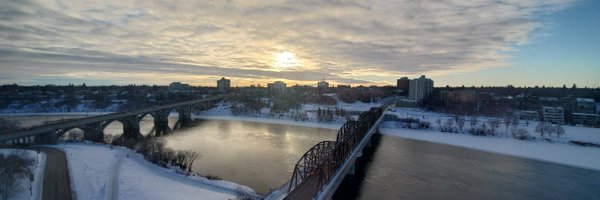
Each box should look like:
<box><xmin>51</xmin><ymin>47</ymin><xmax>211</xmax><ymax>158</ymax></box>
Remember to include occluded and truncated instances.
<box><xmin>572</xmin><ymin>113</ymin><xmax>600</xmax><ymax>127</ymax></box>
<box><xmin>408</xmin><ymin>75</ymin><xmax>434</xmax><ymax>100</ymax></box>
<box><xmin>268</xmin><ymin>81</ymin><xmax>287</xmax><ymax>94</ymax></box>
<box><xmin>217</xmin><ymin>77</ymin><xmax>231</xmax><ymax>92</ymax></box>
<box><xmin>317</xmin><ymin>80</ymin><xmax>329</xmax><ymax>89</ymax></box>
<box><xmin>543</xmin><ymin>106</ymin><xmax>565</xmax><ymax>124</ymax></box>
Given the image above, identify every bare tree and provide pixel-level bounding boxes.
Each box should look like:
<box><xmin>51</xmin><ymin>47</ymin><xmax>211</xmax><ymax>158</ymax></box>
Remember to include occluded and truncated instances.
<box><xmin>435</xmin><ymin>118</ymin><xmax>442</xmax><ymax>131</ymax></box>
<box><xmin>555</xmin><ymin>125</ymin><xmax>565</xmax><ymax>138</ymax></box>
<box><xmin>0</xmin><ymin>150</ymin><xmax>35</xmax><ymax>200</ymax></box>
<box><xmin>511</xmin><ymin>128</ymin><xmax>530</xmax><ymax>140</ymax></box>
<box><xmin>511</xmin><ymin>117</ymin><xmax>519</xmax><ymax>130</ymax></box>
<box><xmin>457</xmin><ymin>117</ymin><xmax>466</xmax><ymax>132</ymax></box>
<box><xmin>182</xmin><ymin>150</ymin><xmax>200</xmax><ymax>172</ymax></box>
<box><xmin>489</xmin><ymin>119</ymin><xmax>500</xmax><ymax>136</ymax></box>
<box><xmin>503</xmin><ymin>115</ymin><xmax>511</xmax><ymax>133</ymax></box>
<box><xmin>470</xmin><ymin>116</ymin><xmax>478</xmax><ymax>127</ymax></box>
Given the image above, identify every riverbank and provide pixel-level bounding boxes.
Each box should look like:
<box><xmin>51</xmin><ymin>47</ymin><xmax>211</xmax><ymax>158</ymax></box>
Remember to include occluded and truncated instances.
<box><xmin>55</xmin><ymin>143</ymin><xmax>258</xmax><ymax>200</ymax></box>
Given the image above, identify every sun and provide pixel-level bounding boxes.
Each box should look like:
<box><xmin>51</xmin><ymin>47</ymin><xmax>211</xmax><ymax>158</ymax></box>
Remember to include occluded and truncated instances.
<box><xmin>273</xmin><ymin>51</ymin><xmax>299</xmax><ymax>68</ymax></box>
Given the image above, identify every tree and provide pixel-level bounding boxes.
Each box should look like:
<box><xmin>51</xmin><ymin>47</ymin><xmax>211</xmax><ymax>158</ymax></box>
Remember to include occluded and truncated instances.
<box><xmin>0</xmin><ymin>150</ymin><xmax>35</xmax><ymax>200</ymax></box>
<box><xmin>469</xmin><ymin>116</ymin><xmax>478</xmax><ymax>127</ymax></box>
<box><xmin>535</xmin><ymin>122</ymin><xmax>551</xmax><ymax>137</ymax></box>
<box><xmin>555</xmin><ymin>125</ymin><xmax>565</xmax><ymax>138</ymax></box>
<box><xmin>181</xmin><ymin>150</ymin><xmax>200</xmax><ymax>172</ymax></box>
<box><xmin>503</xmin><ymin>115</ymin><xmax>512</xmax><ymax>132</ymax></box>
<box><xmin>511</xmin><ymin>128</ymin><xmax>530</xmax><ymax>140</ymax></box>
<box><xmin>457</xmin><ymin>117</ymin><xmax>465</xmax><ymax>132</ymax></box>
<box><xmin>436</xmin><ymin>118</ymin><xmax>442</xmax><ymax>131</ymax></box>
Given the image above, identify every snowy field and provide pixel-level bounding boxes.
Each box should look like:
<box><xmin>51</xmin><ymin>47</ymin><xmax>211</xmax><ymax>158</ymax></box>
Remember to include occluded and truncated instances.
<box><xmin>0</xmin><ymin>149</ymin><xmax>46</xmax><ymax>200</ymax></box>
<box><xmin>56</xmin><ymin>143</ymin><xmax>256</xmax><ymax>200</ymax></box>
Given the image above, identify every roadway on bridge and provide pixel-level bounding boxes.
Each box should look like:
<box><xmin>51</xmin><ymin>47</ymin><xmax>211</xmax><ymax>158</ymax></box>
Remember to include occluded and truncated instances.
<box><xmin>40</xmin><ymin>147</ymin><xmax>73</xmax><ymax>200</ymax></box>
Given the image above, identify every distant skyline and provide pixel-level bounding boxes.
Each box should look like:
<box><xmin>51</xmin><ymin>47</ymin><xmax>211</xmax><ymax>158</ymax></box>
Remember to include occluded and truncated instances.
<box><xmin>0</xmin><ymin>0</ymin><xmax>598</xmax><ymax>87</ymax></box>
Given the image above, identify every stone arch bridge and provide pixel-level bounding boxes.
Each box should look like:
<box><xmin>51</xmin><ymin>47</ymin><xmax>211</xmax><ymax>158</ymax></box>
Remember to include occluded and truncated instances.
<box><xmin>1</xmin><ymin>96</ymin><xmax>223</xmax><ymax>144</ymax></box>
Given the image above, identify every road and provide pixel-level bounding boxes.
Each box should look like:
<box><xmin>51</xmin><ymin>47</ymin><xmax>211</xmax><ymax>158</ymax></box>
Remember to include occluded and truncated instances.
<box><xmin>40</xmin><ymin>148</ymin><xmax>73</xmax><ymax>200</ymax></box>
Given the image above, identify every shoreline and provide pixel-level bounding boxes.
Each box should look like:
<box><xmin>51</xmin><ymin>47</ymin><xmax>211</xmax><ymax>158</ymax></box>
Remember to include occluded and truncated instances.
<box><xmin>7</xmin><ymin>111</ymin><xmax>600</xmax><ymax>172</ymax></box>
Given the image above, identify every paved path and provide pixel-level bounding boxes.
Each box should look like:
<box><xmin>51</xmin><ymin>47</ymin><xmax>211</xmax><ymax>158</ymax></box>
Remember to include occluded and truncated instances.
<box><xmin>39</xmin><ymin>148</ymin><xmax>73</xmax><ymax>200</ymax></box>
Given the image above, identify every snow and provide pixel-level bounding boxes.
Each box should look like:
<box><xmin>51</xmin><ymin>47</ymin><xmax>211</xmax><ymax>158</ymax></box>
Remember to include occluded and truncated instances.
<box><xmin>196</xmin><ymin>115</ymin><xmax>343</xmax><ymax>130</ymax></box>
<box><xmin>56</xmin><ymin>143</ymin><xmax>256</xmax><ymax>200</ymax></box>
<box><xmin>195</xmin><ymin>101</ymin><xmax>383</xmax><ymax>130</ymax></box>
<box><xmin>381</xmin><ymin>107</ymin><xmax>600</xmax><ymax>171</ymax></box>
<box><xmin>381</xmin><ymin>128</ymin><xmax>600</xmax><ymax>171</ymax></box>
<box><xmin>0</xmin><ymin>149</ymin><xmax>46</xmax><ymax>200</ymax></box>
<box><xmin>385</xmin><ymin>107</ymin><xmax>600</xmax><ymax>144</ymax></box>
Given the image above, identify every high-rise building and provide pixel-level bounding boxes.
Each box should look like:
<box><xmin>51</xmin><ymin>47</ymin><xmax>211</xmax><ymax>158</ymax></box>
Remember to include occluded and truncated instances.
<box><xmin>408</xmin><ymin>75</ymin><xmax>434</xmax><ymax>100</ymax></box>
<box><xmin>267</xmin><ymin>81</ymin><xmax>286</xmax><ymax>94</ymax></box>
<box><xmin>217</xmin><ymin>77</ymin><xmax>230</xmax><ymax>92</ymax></box>
<box><xmin>397</xmin><ymin>77</ymin><xmax>409</xmax><ymax>96</ymax></box>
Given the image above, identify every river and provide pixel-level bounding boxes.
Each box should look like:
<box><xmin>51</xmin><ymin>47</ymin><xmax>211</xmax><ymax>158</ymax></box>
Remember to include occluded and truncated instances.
<box><xmin>340</xmin><ymin>134</ymin><xmax>600</xmax><ymax>200</ymax></box>
<box><xmin>4</xmin><ymin>115</ymin><xmax>599</xmax><ymax>198</ymax></box>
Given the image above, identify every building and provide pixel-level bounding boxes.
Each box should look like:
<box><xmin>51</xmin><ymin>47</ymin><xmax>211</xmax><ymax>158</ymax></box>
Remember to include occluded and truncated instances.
<box><xmin>317</xmin><ymin>80</ymin><xmax>329</xmax><ymax>89</ymax></box>
<box><xmin>168</xmin><ymin>82</ymin><xmax>190</xmax><ymax>92</ymax></box>
<box><xmin>518</xmin><ymin>110</ymin><xmax>540</xmax><ymax>121</ymax></box>
<box><xmin>575</xmin><ymin>98</ymin><xmax>596</xmax><ymax>114</ymax></box>
<box><xmin>217</xmin><ymin>77</ymin><xmax>231</xmax><ymax>92</ymax></box>
<box><xmin>408</xmin><ymin>75</ymin><xmax>434</xmax><ymax>100</ymax></box>
<box><xmin>572</xmin><ymin>113</ymin><xmax>600</xmax><ymax>127</ymax></box>
<box><xmin>397</xmin><ymin>77</ymin><xmax>409</xmax><ymax>96</ymax></box>
<box><xmin>267</xmin><ymin>81</ymin><xmax>287</xmax><ymax>94</ymax></box>
<box><xmin>543</xmin><ymin>106</ymin><xmax>565</xmax><ymax>124</ymax></box>
<box><xmin>446</xmin><ymin>90</ymin><xmax>476</xmax><ymax>103</ymax></box>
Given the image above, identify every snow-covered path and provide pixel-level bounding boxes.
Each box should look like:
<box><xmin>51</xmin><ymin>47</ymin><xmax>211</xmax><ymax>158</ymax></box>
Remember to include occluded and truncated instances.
<box><xmin>108</xmin><ymin>151</ymin><xmax>125</xmax><ymax>200</ymax></box>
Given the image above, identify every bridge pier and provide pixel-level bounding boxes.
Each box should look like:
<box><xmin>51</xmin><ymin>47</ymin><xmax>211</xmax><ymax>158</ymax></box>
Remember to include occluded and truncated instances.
<box><xmin>175</xmin><ymin>107</ymin><xmax>192</xmax><ymax>129</ymax></box>
<box><xmin>81</xmin><ymin>122</ymin><xmax>106</xmax><ymax>142</ymax></box>
<box><xmin>120</xmin><ymin>116</ymin><xmax>142</xmax><ymax>139</ymax></box>
<box><xmin>153</xmin><ymin>110</ymin><xmax>171</xmax><ymax>136</ymax></box>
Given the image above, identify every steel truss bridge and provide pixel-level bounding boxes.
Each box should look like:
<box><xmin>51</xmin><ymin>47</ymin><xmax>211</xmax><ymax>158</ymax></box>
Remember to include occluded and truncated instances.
<box><xmin>275</xmin><ymin>101</ymin><xmax>393</xmax><ymax>200</ymax></box>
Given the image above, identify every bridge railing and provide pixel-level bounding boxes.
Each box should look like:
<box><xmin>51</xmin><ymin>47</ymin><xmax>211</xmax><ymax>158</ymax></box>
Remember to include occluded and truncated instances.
<box><xmin>286</xmin><ymin>105</ymin><xmax>386</xmax><ymax>198</ymax></box>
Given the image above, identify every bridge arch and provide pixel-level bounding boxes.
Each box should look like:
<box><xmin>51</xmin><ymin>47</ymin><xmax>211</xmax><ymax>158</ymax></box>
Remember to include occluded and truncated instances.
<box><xmin>58</xmin><ymin>127</ymin><xmax>85</xmax><ymax>142</ymax></box>
<box><xmin>288</xmin><ymin>141</ymin><xmax>337</xmax><ymax>195</ymax></box>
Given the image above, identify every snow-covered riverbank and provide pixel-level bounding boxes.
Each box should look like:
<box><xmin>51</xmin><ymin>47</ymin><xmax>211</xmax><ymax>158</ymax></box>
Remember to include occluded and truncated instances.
<box><xmin>56</xmin><ymin>143</ymin><xmax>257</xmax><ymax>200</ymax></box>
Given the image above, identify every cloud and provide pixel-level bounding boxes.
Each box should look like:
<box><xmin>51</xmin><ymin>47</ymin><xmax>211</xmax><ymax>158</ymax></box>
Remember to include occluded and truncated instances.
<box><xmin>0</xmin><ymin>0</ymin><xmax>574</xmax><ymax>85</ymax></box>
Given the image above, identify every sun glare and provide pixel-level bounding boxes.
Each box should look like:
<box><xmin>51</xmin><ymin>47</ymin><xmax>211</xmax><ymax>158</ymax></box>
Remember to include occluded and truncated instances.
<box><xmin>274</xmin><ymin>51</ymin><xmax>299</xmax><ymax>68</ymax></box>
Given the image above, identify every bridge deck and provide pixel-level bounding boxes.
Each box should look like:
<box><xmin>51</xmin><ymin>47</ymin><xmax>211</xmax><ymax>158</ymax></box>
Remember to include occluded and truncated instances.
<box><xmin>284</xmin><ymin>175</ymin><xmax>319</xmax><ymax>200</ymax></box>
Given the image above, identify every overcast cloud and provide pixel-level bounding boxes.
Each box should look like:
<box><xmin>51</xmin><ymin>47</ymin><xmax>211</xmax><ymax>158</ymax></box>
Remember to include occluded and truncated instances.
<box><xmin>0</xmin><ymin>0</ymin><xmax>574</xmax><ymax>85</ymax></box>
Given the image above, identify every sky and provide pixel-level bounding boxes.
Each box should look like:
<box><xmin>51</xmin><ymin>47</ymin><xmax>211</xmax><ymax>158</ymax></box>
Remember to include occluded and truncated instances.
<box><xmin>0</xmin><ymin>0</ymin><xmax>598</xmax><ymax>87</ymax></box>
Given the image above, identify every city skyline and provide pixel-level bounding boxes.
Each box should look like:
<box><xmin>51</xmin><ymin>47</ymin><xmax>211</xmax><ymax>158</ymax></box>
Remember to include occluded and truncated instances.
<box><xmin>1</xmin><ymin>0</ymin><xmax>598</xmax><ymax>87</ymax></box>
